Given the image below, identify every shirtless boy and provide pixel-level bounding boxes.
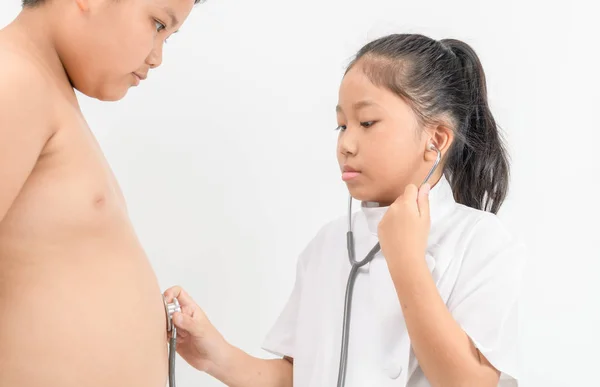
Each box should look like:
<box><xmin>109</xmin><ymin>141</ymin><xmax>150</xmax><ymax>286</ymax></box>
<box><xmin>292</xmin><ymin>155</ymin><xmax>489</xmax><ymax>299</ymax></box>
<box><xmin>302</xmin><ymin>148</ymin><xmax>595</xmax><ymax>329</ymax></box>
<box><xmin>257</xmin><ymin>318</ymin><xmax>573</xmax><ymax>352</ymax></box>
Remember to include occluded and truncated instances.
<box><xmin>0</xmin><ymin>1</ymin><xmax>201</xmax><ymax>386</ymax></box>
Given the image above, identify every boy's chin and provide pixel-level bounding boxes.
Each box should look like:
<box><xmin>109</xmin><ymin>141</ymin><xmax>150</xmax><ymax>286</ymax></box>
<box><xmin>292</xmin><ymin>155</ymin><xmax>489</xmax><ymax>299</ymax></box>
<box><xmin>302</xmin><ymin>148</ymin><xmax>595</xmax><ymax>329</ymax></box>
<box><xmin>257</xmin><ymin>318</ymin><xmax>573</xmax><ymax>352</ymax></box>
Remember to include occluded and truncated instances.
<box><xmin>73</xmin><ymin>82</ymin><xmax>130</xmax><ymax>102</ymax></box>
<box><xmin>93</xmin><ymin>87</ymin><xmax>129</xmax><ymax>102</ymax></box>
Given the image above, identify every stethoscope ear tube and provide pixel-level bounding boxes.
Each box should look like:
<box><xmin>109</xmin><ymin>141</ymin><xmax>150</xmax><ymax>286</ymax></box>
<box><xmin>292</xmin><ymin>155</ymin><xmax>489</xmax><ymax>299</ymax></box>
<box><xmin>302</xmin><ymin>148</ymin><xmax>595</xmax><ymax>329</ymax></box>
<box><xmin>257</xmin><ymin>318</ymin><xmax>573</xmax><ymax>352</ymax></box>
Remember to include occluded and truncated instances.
<box><xmin>164</xmin><ymin>296</ymin><xmax>181</xmax><ymax>387</ymax></box>
<box><xmin>421</xmin><ymin>145</ymin><xmax>442</xmax><ymax>187</ymax></box>
<box><xmin>337</xmin><ymin>145</ymin><xmax>442</xmax><ymax>387</ymax></box>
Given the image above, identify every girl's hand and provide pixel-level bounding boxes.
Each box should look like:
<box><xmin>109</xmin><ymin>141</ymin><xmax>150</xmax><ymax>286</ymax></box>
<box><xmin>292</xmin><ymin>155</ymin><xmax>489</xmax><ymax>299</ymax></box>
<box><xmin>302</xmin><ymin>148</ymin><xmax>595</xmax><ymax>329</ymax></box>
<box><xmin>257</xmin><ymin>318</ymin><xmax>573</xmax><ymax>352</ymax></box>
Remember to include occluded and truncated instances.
<box><xmin>163</xmin><ymin>286</ymin><xmax>230</xmax><ymax>373</ymax></box>
<box><xmin>378</xmin><ymin>183</ymin><xmax>431</xmax><ymax>267</ymax></box>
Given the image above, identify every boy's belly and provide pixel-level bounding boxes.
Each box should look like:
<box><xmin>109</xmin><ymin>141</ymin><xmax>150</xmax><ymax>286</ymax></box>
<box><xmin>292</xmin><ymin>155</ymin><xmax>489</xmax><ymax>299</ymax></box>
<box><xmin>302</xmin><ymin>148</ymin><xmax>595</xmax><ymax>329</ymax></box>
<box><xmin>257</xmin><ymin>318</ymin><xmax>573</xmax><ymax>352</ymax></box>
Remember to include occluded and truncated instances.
<box><xmin>0</xmin><ymin>242</ymin><xmax>168</xmax><ymax>387</ymax></box>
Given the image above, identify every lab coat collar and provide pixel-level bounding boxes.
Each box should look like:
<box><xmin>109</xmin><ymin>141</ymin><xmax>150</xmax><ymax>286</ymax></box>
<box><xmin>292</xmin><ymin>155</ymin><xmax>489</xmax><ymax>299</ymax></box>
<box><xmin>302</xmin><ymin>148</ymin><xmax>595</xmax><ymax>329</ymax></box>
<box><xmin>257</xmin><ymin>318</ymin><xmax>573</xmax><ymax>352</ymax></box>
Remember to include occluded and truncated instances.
<box><xmin>360</xmin><ymin>174</ymin><xmax>456</xmax><ymax>235</ymax></box>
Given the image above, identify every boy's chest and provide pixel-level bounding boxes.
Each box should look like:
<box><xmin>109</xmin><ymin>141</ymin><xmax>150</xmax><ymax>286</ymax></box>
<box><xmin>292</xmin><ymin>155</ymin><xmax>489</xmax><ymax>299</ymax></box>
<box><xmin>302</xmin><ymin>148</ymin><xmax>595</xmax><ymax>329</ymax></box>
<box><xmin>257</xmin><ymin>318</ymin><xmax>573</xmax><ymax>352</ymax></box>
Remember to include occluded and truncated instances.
<box><xmin>0</xmin><ymin>109</ymin><xmax>128</xmax><ymax>241</ymax></box>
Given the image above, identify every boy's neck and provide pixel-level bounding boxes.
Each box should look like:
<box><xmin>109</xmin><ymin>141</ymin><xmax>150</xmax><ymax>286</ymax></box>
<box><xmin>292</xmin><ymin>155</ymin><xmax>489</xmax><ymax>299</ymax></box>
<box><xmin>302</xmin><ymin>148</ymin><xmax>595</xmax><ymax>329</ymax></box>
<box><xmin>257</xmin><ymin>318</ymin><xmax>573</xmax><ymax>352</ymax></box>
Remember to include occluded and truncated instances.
<box><xmin>6</xmin><ymin>8</ymin><xmax>79</xmax><ymax>107</ymax></box>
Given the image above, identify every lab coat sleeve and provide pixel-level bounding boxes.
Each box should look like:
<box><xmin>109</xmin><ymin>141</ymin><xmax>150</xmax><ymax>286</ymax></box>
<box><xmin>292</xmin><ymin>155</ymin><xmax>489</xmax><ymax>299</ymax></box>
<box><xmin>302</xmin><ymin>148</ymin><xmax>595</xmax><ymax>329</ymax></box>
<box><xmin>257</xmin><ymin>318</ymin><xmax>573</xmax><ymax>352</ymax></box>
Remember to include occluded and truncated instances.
<box><xmin>446</xmin><ymin>214</ymin><xmax>527</xmax><ymax>384</ymax></box>
<box><xmin>261</xmin><ymin>236</ymin><xmax>314</xmax><ymax>359</ymax></box>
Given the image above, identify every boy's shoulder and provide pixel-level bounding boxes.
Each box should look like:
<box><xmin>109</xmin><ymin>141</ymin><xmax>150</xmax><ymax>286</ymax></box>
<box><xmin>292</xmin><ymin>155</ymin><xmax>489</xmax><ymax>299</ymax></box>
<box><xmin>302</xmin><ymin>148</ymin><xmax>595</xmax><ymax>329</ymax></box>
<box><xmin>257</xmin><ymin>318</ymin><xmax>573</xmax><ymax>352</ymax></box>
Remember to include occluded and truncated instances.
<box><xmin>0</xmin><ymin>45</ymin><xmax>59</xmax><ymax>154</ymax></box>
<box><xmin>0</xmin><ymin>49</ymin><xmax>55</xmax><ymax>113</ymax></box>
<box><xmin>0</xmin><ymin>42</ymin><xmax>51</xmax><ymax>101</ymax></box>
<box><xmin>0</xmin><ymin>45</ymin><xmax>50</xmax><ymax>87</ymax></box>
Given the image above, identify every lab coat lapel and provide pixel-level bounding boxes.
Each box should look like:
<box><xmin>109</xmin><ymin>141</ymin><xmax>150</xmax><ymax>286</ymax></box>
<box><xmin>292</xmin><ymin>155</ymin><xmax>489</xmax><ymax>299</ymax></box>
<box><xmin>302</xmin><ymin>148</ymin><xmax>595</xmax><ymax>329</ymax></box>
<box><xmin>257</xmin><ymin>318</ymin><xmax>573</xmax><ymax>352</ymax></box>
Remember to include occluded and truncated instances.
<box><xmin>365</xmin><ymin>175</ymin><xmax>454</xmax><ymax>384</ymax></box>
<box><xmin>369</xmin><ymin>251</ymin><xmax>436</xmax><ymax>383</ymax></box>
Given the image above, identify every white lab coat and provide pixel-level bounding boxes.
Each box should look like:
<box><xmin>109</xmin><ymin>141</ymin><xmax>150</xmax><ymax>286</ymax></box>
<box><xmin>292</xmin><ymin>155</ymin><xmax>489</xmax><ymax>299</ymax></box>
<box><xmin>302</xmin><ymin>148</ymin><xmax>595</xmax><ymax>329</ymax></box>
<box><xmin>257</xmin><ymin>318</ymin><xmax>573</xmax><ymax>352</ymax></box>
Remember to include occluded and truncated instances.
<box><xmin>262</xmin><ymin>175</ymin><xmax>526</xmax><ymax>386</ymax></box>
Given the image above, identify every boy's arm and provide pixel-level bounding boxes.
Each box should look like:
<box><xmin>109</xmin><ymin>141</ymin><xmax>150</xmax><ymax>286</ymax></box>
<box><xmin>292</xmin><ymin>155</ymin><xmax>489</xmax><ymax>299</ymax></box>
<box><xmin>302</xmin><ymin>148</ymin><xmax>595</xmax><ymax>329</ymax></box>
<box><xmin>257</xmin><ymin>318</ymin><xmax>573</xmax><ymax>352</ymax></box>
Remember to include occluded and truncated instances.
<box><xmin>208</xmin><ymin>345</ymin><xmax>293</xmax><ymax>387</ymax></box>
<box><xmin>0</xmin><ymin>56</ymin><xmax>55</xmax><ymax>223</ymax></box>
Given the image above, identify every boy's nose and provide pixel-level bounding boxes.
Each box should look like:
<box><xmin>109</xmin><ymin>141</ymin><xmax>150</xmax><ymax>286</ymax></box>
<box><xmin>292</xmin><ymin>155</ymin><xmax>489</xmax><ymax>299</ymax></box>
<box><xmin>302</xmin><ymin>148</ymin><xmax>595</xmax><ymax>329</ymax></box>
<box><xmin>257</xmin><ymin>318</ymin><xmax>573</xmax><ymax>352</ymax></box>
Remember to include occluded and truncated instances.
<box><xmin>146</xmin><ymin>44</ymin><xmax>164</xmax><ymax>69</ymax></box>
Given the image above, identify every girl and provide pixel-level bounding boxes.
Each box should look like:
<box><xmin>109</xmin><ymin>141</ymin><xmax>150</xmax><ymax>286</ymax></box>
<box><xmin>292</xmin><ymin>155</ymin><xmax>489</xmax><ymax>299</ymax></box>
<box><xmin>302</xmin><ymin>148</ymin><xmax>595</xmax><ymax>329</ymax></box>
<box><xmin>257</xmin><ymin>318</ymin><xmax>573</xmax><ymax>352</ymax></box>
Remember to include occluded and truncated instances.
<box><xmin>164</xmin><ymin>33</ymin><xmax>525</xmax><ymax>387</ymax></box>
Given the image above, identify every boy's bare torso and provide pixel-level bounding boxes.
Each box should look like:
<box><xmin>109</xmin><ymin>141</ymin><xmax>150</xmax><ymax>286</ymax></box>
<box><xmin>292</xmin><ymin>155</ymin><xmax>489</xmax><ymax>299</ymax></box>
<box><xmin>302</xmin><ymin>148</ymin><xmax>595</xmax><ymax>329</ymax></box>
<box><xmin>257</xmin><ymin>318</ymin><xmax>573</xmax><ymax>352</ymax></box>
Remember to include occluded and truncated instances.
<box><xmin>0</xmin><ymin>32</ymin><xmax>168</xmax><ymax>387</ymax></box>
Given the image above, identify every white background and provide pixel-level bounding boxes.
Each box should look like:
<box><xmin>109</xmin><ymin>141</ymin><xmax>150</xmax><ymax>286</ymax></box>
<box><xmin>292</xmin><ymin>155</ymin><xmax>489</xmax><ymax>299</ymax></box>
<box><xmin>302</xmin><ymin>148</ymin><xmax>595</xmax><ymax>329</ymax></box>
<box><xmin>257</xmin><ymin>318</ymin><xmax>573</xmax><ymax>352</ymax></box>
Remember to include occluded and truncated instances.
<box><xmin>2</xmin><ymin>1</ymin><xmax>599</xmax><ymax>386</ymax></box>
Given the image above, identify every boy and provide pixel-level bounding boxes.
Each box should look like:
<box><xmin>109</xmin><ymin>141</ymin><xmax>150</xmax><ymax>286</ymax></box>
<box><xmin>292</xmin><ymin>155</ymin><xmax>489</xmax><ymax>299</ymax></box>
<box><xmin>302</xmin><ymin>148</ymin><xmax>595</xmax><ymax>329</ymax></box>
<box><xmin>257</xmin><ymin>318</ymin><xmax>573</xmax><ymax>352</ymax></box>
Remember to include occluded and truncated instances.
<box><xmin>0</xmin><ymin>0</ymin><xmax>201</xmax><ymax>386</ymax></box>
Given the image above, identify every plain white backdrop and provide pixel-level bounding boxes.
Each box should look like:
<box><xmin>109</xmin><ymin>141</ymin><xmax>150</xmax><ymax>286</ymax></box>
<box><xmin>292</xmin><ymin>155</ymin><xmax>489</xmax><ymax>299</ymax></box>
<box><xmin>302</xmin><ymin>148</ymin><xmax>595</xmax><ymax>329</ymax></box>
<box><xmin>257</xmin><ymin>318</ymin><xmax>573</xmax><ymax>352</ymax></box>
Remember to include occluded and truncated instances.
<box><xmin>1</xmin><ymin>1</ymin><xmax>599</xmax><ymax>386</ymax></box>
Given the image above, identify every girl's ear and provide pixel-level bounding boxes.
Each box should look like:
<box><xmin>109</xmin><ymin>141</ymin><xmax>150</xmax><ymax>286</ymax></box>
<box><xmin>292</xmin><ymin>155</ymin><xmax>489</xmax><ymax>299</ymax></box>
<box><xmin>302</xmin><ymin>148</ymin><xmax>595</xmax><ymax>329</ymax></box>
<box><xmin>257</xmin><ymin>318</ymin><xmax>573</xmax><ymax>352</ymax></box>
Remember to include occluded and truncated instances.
<box><xmin>425</xmin><ymin>124</ymin><xmax>454</xmax><ymax>161</ymax></box>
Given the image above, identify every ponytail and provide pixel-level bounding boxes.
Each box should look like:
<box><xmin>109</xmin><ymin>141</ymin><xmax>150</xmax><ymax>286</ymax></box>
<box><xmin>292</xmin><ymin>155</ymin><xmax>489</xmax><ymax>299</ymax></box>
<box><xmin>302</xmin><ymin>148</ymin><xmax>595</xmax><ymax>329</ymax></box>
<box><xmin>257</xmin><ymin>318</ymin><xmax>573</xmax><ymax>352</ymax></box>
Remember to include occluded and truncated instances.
<box><xmin>440</xmin><ymin>39</ymin><xmax>510</xmax><ymax>214</ymax></box>
<box><xmin>347</xmin><ymin>34</ymin><xmax>510</xmax><ymax>214</ymax></box>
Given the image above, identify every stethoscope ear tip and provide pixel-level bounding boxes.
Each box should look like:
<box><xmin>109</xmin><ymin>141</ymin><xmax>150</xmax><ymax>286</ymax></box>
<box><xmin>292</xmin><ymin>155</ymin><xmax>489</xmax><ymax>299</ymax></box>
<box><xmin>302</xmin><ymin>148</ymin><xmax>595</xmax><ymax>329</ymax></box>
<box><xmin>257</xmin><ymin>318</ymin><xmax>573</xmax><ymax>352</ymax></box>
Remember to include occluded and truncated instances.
<box><xmin>429</xmin><ymin>143</ymin><xmax>440</xmax><ymax>152</ymax></box>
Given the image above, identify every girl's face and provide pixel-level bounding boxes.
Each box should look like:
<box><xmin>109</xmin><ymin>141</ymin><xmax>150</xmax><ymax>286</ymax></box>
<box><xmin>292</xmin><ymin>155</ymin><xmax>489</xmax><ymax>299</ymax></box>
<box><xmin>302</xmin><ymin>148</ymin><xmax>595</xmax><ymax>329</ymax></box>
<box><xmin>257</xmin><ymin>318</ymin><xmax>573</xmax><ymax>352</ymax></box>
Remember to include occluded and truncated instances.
<box><xmin>56</xmin><ymin>0</ymin><xmax>195</xmax><ymax>101</ymax></box>
<box><xmin>336</xmin><ymin>63</ymin><xmax>444</xmax><ymax>206</ymax></box>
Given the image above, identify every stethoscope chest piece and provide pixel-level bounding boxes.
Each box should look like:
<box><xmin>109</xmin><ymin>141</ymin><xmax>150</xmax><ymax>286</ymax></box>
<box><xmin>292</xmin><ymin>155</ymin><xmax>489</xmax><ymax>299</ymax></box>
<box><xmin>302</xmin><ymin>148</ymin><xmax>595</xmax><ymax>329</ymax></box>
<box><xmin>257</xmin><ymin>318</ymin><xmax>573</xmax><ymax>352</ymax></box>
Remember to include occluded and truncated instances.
<box><xmin>164</xmin><ymin>296</ymin><xmax>181</xmax><ymax>332</ymax></box>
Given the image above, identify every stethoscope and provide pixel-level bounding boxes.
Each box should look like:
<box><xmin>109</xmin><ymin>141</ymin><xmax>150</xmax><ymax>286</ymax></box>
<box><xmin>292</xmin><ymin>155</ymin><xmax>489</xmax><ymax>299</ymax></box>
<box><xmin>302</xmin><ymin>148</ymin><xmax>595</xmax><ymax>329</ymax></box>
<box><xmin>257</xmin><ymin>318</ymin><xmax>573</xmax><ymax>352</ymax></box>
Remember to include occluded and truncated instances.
<box><xmin>336</xmin><ymin>144</ymin><xmax>442</xmax><ymax>387</ymax></box>
<box><xmin>163</xmin><ymin>295</ymin><xmax>182</xmax><ymax>387</ymax></box>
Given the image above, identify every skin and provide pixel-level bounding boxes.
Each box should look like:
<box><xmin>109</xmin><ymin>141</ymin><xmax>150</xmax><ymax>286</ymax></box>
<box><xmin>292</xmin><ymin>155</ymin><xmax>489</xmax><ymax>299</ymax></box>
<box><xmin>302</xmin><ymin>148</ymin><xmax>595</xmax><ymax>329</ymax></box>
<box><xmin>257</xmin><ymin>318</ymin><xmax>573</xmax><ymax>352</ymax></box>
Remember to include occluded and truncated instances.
<box><xmin>0</xmin><ymin>0</ymin><xmax>194</xmax><ymax>386</ymax></box>
<box><xmin>163</xmin><ymin>61</ymin><xmax>501</xmax><ymax>386</ymax></box>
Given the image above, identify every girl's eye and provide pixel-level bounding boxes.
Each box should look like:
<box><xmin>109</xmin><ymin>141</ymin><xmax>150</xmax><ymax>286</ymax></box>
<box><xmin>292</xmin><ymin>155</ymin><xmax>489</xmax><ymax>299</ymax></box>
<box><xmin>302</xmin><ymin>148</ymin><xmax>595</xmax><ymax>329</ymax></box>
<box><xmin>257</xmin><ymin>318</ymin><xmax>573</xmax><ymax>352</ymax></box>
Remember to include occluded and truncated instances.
<box><xmin>155</xmin><ymin>20</ymin><xmax>166</xmax><ymax>32</ymax></box>
<box><xmin>335</xmin><ymin>125</ymin><xmax>347</xmax><ymax>132</ymax></box>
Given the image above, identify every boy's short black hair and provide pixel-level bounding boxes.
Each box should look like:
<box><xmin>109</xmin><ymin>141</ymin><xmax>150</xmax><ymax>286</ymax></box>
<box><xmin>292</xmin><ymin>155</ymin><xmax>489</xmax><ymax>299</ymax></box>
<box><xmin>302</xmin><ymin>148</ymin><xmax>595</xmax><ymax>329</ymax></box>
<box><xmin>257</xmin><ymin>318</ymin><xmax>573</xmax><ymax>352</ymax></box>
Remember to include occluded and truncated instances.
<box><xmin>23</xmin><ymin>0</ymin><xmax>205</xmax><ymax>7</ymax></box>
